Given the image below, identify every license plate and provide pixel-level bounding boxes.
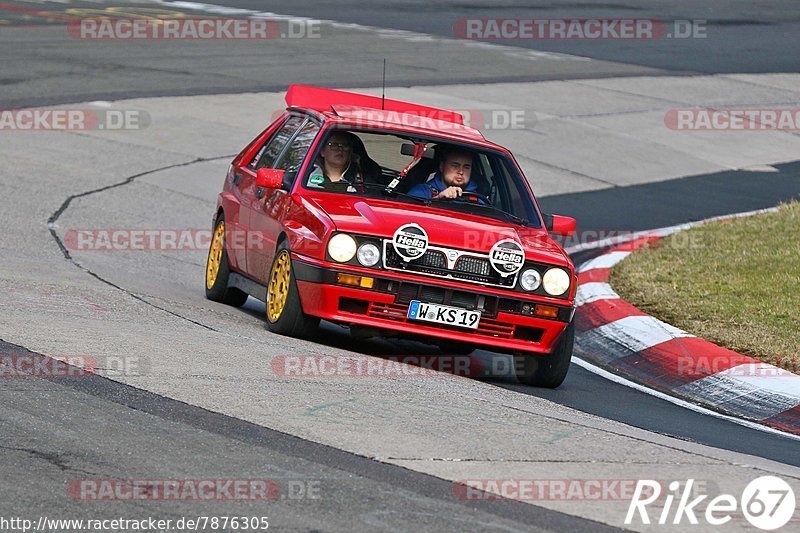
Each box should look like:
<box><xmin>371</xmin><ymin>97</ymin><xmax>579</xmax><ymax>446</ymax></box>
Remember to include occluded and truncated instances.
<box><xmin>407</xmin><ymin>300</ymin><xmax>481</xmax><ymax>330</ymax></box>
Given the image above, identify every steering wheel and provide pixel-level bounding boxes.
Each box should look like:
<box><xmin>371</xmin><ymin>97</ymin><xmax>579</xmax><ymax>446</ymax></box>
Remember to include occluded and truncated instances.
<box><xmin>433</xmin><ymin>191</ymin><xmax>492</xmax><ymax>205</ymax></box>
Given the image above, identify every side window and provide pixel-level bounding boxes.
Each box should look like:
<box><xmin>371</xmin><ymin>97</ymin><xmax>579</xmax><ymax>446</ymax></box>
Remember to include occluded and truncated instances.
<box><xmin>275</xmin><ymin>121</ymin><xmax>320</xmax><ymax>171</ymax></box>
<box><xmin>251</xmin><ymin>116</ymin><xmax>304</xmax><ymax>170</ymax></box>
<box><xmin>494</xmin><ymin>157</ymin><xmax>539</xmax><ymax>226</ymax></box>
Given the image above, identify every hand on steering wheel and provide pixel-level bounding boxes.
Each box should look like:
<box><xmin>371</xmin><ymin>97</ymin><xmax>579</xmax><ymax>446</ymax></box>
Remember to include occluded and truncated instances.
<box><xmin>433</xmin><ymin>187</ymin><xmax>490</xmax><ymax>205</ymax></box>
<box><xmin>457</xmin><ymin>191</ymin><xmax>491</xmax><ymax>204</ymax></box>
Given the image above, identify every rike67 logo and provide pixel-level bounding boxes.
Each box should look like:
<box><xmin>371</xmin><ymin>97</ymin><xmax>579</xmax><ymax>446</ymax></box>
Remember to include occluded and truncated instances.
<box><xmin>626</xmin><ymin>477</ymin><xmax>796</xmax><ymax>530</ymax></box>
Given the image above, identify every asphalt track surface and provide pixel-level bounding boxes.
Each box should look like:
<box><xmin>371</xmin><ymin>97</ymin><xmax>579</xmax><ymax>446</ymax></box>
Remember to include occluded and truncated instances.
<box><xmin>205</xmin><ymin>0</ymin><xmax>800</xmax><ymax>74</ymax></box>
<box><xmin>2</xmin><ymin>0</ymin><xmax>799</xmax><ymax>108</ymax></box>
<box><xmin>0</xmin><ymin>341</ymin><xmax>619</xmax><ymax>532</ymax></box>
<box><xmin>2</xmin><ymin>0</ymin><xmax>800</xmax><ymax>530</ymax></box>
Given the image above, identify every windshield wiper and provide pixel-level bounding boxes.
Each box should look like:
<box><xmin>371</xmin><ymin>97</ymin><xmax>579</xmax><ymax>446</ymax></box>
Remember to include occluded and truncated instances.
<box><xmin>439</xmin><ymin>198</ymin><xmax>531</xmax><ymax>226</ymax></box>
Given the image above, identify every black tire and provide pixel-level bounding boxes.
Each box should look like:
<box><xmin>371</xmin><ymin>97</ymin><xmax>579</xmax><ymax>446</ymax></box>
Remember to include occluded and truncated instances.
<box><xmin>265</xmin><ymin>242</ymin><xmax>319</xmax><ymax>338</ymax></box>
<box><xmin>437</xmin><ymin>340</ymin><xmax>476</xmax><ymax>355</ymax></box>
<box><xmin>205</xmin><ymin>216</ymin><xmax>248</xmax><ymax>307</ymax></box>
<box><xmin>514</xmin><ymin>321</ymin><xmax>574</xmax><ymax>388</ymax></box>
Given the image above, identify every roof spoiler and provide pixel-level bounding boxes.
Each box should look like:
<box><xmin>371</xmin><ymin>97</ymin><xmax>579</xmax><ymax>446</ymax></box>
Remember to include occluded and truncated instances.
<box><xmin>285</xmin><ymin>85</ymin><xmax>465</xmax><ymax>125</ymax></box>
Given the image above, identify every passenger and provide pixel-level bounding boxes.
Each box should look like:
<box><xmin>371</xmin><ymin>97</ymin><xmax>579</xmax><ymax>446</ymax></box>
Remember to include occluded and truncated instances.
<box><xmin>407</xmin><ymin>146</ymin><xmax>481</xmax><ymax>201</ymax></box>
<box><xmin>307</xmin><ymin>131</ymin><xmax>363</xmax><ymax>190</ymax></box>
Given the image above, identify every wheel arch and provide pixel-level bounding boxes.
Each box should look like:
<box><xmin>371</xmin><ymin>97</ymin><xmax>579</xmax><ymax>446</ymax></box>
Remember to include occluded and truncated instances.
<box><xmin>212</xmin><ymin>207</ymin><xmax>225</xmax><ymax>231</ymax></box>
<box><xmin>276</xmin><ymin>231</ymin><xmax>288</xmax><ymax>251</ymax></box>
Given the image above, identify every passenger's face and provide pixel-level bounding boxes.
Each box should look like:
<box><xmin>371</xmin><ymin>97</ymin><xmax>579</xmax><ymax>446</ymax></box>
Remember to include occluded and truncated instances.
<box><xmin>440</xmin><ymin>153</ymin><xmax>472</xmax><ymax>187</ymax></box>
<box><xmin>321</xmin><ymin>133</ymin><xmax>352</xmax><ymax>167</ymax></box>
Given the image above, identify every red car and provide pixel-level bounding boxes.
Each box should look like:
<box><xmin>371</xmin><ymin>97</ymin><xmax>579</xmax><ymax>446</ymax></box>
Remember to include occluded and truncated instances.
<box><xmin>205</xmin><ymin>85</ymin><xmax>578</xmax><ymax>387</ymax></box>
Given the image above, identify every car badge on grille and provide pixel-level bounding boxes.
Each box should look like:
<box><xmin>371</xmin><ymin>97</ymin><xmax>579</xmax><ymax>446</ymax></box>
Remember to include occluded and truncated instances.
<box><xmin>447</xmin><ymin>250</ymin><xmax>459</xmax><ymax>262</ymax></box>
<box><xmin>489</xmin><ymin>239</ymin><xmax>525</xmax><ymax>276</ymax></box>
<box><xmin>392</xmin><ymin>223</ymin><xmax>429</xmax><ymax>262</ymax></box>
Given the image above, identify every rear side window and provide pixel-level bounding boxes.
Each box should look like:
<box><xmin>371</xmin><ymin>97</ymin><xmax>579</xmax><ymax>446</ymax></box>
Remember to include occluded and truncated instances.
<box><xmin>275</xmin><ymin>121</ymin><xmax>320</xmax><ymax>171</ymax></box>
<box><xmin>251</xmin><ymin>115</ymin><xmax>304</xmax><ymax>169</ymax></box>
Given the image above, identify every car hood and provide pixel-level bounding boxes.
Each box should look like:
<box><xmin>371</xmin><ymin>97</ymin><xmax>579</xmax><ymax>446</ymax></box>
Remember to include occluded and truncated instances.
<box><xmin>305</xmin><ymin>193</ymin><xmax>570</xmax><ymax>266</ymax></box>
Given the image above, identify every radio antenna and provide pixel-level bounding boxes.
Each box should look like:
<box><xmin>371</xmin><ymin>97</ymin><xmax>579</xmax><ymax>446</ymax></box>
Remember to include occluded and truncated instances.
<box><xmin>381</xmin><ymin>58</ymin><xmax>386</xmax><ymax>110</ymax></box>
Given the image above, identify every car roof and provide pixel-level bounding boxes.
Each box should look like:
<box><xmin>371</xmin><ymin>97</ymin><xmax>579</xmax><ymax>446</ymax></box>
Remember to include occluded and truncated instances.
<box><xmin>285</xmin><ymin>85</ymin><xmax>500</xmax><ymax>147</ymax></box>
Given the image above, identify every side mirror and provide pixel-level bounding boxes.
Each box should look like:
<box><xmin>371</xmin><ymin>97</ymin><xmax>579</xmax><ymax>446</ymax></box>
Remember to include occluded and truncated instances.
<box><xmin>256</xmin><ymin>168</ymin><xmax>285</xmax><ymax>190</ymax></box>
<box><xmin>544</xmin><ymin>214</ymin><xmax>576</xmax><ymax>237</ymax></box>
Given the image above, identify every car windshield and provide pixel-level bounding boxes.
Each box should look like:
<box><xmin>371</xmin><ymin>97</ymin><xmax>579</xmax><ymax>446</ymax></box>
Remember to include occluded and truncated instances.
<box><xmin>302</xmin><ymin>129</ymin><xmax>541</xmax><ymax>227</ymax></box>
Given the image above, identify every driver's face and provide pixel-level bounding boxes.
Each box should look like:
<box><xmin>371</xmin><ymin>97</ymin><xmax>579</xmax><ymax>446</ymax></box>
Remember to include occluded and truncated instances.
<box><xmin>320</xmin><ymin>133</ymin><xmax>352</xmax><ymax>167</ymax></box>
<box><xmin>440</xmin><ymin>153</ymin><xmax>472</xmax><ymax>187</ymax></box>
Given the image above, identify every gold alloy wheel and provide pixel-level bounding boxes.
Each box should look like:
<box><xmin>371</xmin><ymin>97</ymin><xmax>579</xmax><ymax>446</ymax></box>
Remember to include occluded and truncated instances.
<box><xmin>267</xmin><ymin>250</ymin><xmax>291</xmax><ymax>322</ymax></box>
<box><xmin>206</xmin><ymin>222</ymin><xmax>225</xmax><ymax>290</ymax></box>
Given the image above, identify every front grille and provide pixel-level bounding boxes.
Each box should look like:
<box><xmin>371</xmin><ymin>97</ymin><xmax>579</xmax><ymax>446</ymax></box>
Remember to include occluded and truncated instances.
<box><xmin>419</xmin><ymin>285</ymin><xmax>446</xmax><ymax>304</ymax></box>
<box><xmin>390</xmin><ymin>281</ymin><xmax>495</xmax><ymax>316</ymax></box>
<box><xmin>385</xmin><ymin>247</ymin><xmax>449</xmax><ymax>276</ymax></box>
<box><xmin>383</xmin><ymin>241</ymin><xmax>517</xmax><ymax>288</ymax></box>
<box><xmin>367</xmin><ymin>302</ymin><xmax>517</xmax><ymax>339</ymax></box>
<box><xmin>450</xmin><ymin>291</ymin><xmax>479</xmax><ymax>309</ymax></box>
<box><xmin>498</xmin><ymin>298</ymin><xmax>520</xmax><ymax>313</ymax></box>
<box><xmin>397</xmin><ymin>283</ymin><xmax>419</xmax><ymax>302</ymax></box>
<box><xmin>454</xmin><ymin>256</ymin><xmax>492</xmax><ymax>277</ymax></box>
<box><xmin>416</xmin><ymin>250</ymin><xmax>447</xmax><ymax>269</ymax></box>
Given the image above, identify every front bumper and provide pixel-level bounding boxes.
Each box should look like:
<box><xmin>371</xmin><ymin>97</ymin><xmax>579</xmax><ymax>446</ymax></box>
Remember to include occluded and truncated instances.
<box><xmin>293</xmin><ymin>254</ymin><xmax>573</xmax><ymax>355</ymax></box>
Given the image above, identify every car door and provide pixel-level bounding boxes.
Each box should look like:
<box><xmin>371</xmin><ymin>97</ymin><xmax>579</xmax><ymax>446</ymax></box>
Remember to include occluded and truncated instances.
<box><xmin>247</xmin><ymin>118</ymin><xmax>321</xmax><ymax>283</ymax></box>
<box><xmin>236</xmin><ymin>115</ymin><xmax>305</xmax><ymax>279</ymax></box>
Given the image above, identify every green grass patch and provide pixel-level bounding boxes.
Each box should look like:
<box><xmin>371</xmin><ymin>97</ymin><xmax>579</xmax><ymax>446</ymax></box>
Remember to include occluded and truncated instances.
<box><xmin>609</xmin><ymin>202</ymin><xmax>800</xmax><ymax>373</ymax></box>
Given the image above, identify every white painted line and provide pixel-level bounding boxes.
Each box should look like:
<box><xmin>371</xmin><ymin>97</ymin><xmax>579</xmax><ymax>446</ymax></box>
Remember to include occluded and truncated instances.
<box><xmin>576</xmin><ymin>251</ymin><xmax>630</xmax><ymax>273</ymax></box>
<box><xmin>676</xmin><ymin>373</ymin><xmax>800</xmax><ymax>420</ymax></box>
<box><xmin>575</xmin><ymin>282</ymin><xmax>619</xmax><ymax>307</ymax></box>
<box><xmin>571</xmin><ymin>355</ymin><xmax>800</xmax><ymax>442</ymax></box>
<box><xmin>717</xmin><ymin>363</ymin><xmax>800</xmax><ymax>400</ymax></box>
<box><xmin>592</xmin><ymin>315</ymin><xmax>693</xmax><ymax>353</ymax></box>
<box><xmin>739</xmin><ymin>165</ymin><xmax>779</xmax><ymax>173</ymax></box>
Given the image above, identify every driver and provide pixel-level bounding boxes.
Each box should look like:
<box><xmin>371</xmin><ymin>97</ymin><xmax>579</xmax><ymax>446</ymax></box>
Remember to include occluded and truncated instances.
<box><xmin>407</xmin><ymin>146</ymin><xmax>481</xmax><ymax>201</ymax></box>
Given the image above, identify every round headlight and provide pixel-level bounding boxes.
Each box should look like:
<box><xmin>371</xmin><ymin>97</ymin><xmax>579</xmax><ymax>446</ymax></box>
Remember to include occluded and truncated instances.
<box><xmin>542</xmin><ymin>268</ymin><xmax>570</xmax><ymax>296</ymax></box>
<box><xmin>357</xmin><ymin>242</ymin><xmax>380</xmax><ymax>267</ymax></box>
<box><xmin>328</xmin><ymin>234</ymin><xmax>357</xmax><ymax>263</ymax></box>
<box><xmin>520</xmin><ymin>268</ymin><xmax>542</xmax><ymax>291</ymax></box>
